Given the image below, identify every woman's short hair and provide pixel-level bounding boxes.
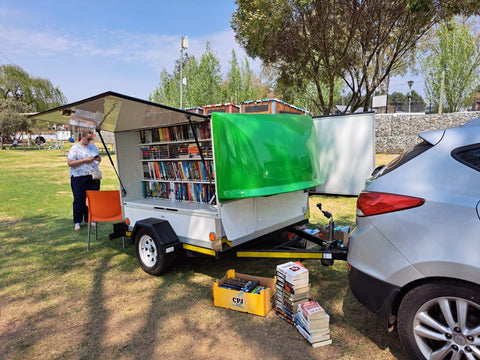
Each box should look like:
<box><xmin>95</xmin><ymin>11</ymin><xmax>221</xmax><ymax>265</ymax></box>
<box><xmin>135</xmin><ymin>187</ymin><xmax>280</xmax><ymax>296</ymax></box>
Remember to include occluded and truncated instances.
<box><xmin>78</xmin><ymin>129</ymin><xmax>94</xmax><ymax>141</ymax></box>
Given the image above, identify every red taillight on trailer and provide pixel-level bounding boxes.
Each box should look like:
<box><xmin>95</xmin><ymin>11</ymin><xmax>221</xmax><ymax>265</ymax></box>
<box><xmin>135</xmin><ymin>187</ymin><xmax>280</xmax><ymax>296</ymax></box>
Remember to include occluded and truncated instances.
<box><xmin>356</xmin><ymin>191</ymin><xmax>425</xmax><ymax>217</ymax></box>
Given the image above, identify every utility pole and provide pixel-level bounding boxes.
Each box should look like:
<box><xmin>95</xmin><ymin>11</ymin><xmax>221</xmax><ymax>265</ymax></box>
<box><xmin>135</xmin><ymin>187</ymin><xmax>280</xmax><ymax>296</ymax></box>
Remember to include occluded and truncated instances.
<box><xmin>180</xmin><ymin>35</ymin><xmax>189</xmax><ymax>109</ymax></box>
<box><xmin>408</xmin><ymin>80</ymin><xmax>414</xmax><ymax>113</ymax></box>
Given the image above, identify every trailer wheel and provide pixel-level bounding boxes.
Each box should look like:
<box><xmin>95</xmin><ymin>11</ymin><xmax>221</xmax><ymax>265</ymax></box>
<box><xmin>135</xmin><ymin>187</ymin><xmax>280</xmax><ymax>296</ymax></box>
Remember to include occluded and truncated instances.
<box><xmin>134</xmin><ymin>228</ymin><xmax>174</xmax><ymax>275</ymax></box>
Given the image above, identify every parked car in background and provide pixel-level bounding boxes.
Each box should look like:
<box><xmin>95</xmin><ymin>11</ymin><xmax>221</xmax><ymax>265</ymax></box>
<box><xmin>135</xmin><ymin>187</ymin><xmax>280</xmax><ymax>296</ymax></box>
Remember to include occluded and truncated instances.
<box><xmin>348</xmin><ymin>118</ymin><xmax>480</xmax><ymax>360</ymax></box>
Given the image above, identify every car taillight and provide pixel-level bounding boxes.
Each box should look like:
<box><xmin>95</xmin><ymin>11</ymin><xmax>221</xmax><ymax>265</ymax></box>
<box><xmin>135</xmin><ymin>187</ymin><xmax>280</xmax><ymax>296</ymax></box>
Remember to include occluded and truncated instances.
<box><xmin>356</xmin><ymin>191</ymin><xmax>425</xmax><ymax>217</ymax></box>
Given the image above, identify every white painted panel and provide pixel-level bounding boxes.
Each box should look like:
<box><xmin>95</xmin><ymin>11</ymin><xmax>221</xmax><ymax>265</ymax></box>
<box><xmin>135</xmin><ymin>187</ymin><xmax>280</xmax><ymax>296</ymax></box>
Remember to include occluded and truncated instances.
<box><xmin>219</xmin><ymin>191</ymin><xmax>307</xmax><ymax>241</ymax></box>
<box><xmin>123</xmin><ymin>203</ymin><xmax>218</xmax><ymax>248</ymax></box>
<box><xmin>255</xmin><ymin>191</ymin><xmax>308</xmax><ymax>229</ymax></box>
<box><xmin>313</xmin><ymin>112</ymin><xmax>375</xmax><ymax>195</ymax></box>
<box><xmin>218</xmin><ymin>197</ymin><xmax>256</xmax><ymax>240</ymax></box>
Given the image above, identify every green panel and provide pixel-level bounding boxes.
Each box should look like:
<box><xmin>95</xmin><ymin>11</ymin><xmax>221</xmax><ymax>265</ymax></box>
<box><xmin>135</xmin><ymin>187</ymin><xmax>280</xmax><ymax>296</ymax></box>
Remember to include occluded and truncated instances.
<box><xmin>212</xmin><ymin>113</ymin><xmax>323</xmax><ymax>202</ymax></box>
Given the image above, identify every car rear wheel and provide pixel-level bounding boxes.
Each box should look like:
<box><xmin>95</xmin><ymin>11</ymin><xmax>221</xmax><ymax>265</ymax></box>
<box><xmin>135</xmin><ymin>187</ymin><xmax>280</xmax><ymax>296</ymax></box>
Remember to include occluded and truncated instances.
<box><xmin>398</xmin><ymin>281</ymin><xmax>480</xmax><ymax>360</ymax></box>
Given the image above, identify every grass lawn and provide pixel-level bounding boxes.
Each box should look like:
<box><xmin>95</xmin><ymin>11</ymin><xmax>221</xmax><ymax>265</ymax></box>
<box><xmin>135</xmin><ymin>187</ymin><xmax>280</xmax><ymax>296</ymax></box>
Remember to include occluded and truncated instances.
<box><xmin>0</xmin><ymin>149</ymin><xmax>408</xmax><ymax>360</ymax></box>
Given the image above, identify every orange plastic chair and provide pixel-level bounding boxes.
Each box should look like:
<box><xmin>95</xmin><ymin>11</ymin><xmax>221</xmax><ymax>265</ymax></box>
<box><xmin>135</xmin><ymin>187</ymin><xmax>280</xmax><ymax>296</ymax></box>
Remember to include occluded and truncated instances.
<box><xmin>86</xmin><ymin>190</ymin><xmax>124</xmax><ymax>250</ymax></box>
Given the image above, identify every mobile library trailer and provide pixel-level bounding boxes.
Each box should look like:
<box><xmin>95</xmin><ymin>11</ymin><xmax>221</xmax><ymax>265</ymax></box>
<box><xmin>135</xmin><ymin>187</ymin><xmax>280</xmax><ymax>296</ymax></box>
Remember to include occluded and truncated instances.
<box><xmin>30</xmin><ymin>92</ymin><xmax>348</xmax><ymax>275</ymax></box>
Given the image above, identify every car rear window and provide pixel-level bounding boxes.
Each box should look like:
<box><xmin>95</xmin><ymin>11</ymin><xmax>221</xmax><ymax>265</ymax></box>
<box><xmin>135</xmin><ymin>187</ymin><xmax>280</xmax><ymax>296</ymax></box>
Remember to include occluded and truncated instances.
<box><xmin>371</xmin><ymin>138</ymin><xmax>433</xmax><ymax>179</ymax></box>
<box><xmin>452</xmin><ymin>144</ymin><xmax>480</xmax><ymax>172</ymax></box>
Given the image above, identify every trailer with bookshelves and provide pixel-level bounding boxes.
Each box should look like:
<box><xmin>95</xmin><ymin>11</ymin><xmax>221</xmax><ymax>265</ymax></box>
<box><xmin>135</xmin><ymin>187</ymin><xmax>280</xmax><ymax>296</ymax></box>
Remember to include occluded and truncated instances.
<box><xmin>29</xmin><ymin>92</ymin><xmax>349</xmax><ymax>275</ymax></box>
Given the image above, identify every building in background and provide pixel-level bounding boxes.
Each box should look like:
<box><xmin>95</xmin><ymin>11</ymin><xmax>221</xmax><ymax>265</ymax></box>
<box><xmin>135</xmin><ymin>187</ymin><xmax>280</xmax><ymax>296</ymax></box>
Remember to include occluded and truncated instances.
<box><xmin>240</xmin><ymin>99</ymin><xmax>307</xmax><ymax>115</ymax></box>
<box><xmin>202</xmin><ymin>103</ymin><xmax>240</xmax><ymax>115</ymax></box>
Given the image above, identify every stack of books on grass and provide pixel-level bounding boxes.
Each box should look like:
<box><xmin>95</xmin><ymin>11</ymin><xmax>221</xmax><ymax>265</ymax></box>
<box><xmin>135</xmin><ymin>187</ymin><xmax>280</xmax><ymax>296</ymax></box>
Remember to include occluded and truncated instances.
<box><xmin>295</xmin><ymin>300</ymin><xmax>332</xmax><ymax>347</ymax></box>
<box><xmin>275</xmin><ymin>261</ymin><xmax>311</xmax><ymax>324</ymax></box>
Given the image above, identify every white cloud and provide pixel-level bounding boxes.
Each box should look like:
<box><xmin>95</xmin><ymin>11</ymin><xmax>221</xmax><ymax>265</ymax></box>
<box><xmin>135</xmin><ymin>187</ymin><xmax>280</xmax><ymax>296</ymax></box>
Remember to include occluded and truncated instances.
<box><xmin>0</xmin><ymin>21</ymin><xmax>260</xmax><ymax>74</ymax></box>
<box><xmin>0</xmin><ymin>17</ymin><xmax>263</xmax><ymax>102</ymax></box>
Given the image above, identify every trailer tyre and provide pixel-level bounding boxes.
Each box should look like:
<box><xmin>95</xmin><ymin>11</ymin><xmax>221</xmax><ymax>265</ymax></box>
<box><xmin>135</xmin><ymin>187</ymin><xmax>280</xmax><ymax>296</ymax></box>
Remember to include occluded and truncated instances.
<box><xmin>134</xmin><ymin>228</ymin><xmax>174</xmax><ymax>275</ymax></box>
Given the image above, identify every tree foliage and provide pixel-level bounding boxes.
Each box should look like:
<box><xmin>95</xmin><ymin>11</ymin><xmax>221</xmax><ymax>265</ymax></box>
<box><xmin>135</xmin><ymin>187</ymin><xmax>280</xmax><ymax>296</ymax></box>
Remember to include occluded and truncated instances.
<box><xmin>225</xmin><ymin>50</ymin><xmax>242</xmax><ymax>104</ymax></box>
<box><xmin>232</xmin><ymin>0</ymin><xmax>479</xmax><ymax>115</ymax></box>
<box><xmin>388</xmin><ymin>90</ymin><xmax>425</xmax><ymax>112</ymax></box>
<box><xmin>421</xmin><ymin>19</ymin><xmax>480</xmax><ymax>112</ymax></box>
<box><xmin>150</xmin><ymin>43</ymin><xmax>223</xmax><ymax>108</ymax></box>
<box><xmin>0</xmin><ymin>64</ymin><xmax>67</xmax><ymax>144</ymax></box>
<box><xmin>150</xmin><ymin>45</ymin><xmax>262</xmax><ymax>108</ymax></box>
<box><xmin>0</xmin><ymin>97</ymin><xmax>33</xmax><ymax>143</ymax></box>
<box><xmin>0</xmin><ymin>65</ymin><xmax>66</xmax><ymax>112</ymax></box>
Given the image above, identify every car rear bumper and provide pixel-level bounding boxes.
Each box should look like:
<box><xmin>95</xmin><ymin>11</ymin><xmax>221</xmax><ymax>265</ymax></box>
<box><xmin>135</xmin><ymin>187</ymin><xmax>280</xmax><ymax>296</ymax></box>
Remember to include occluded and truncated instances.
<box><xmin>348</xmin><ymin>265</ymin><xmax>401</xmax><ymax>330</ymax></box>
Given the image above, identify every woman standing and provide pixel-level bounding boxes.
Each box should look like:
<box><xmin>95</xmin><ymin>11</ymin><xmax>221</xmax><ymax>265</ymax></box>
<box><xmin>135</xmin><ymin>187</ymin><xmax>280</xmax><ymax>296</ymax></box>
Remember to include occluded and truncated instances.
<box><xmin>67</xmin><ymin>129</ymin><xmax>102</xmax><ymax>230</ymax></box>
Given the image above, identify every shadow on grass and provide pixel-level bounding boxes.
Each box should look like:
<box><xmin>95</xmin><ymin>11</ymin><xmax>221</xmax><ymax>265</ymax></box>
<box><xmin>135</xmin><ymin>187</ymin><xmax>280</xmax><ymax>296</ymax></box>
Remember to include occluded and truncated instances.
<box><xmin>0</xmin><ymin>214</ymin><xmax>407</xmax><ymax>360</ymax></box>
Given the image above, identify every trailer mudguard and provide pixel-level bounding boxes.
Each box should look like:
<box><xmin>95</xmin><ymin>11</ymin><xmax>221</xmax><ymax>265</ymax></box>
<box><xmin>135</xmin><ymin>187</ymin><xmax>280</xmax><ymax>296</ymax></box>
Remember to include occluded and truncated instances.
<box><xmin>131</xmin><ymin>218</ymin><xmax>182</xmax><ymax>253</ymax></box>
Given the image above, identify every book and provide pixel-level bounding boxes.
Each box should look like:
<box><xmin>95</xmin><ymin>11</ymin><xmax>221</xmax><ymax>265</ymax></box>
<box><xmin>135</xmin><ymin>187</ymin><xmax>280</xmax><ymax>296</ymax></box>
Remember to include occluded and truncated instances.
<box><xmin>276</xmin><ymin>284</ymin><xmax>310</xmax><ymax>302</ymax></box>
<box><xmin>311</xmin><ymin>339</ymin><xmax>333</xmax><ymax>348</ymax></box>
<box><xmin>276</xmin><ymin>261</ymin><xmax>309</xmax><ymax>282</ymax></box>
<box><xmin>300</xmin><ymin>301</ymin><xmax>326</xmax><ymax>320</ymax></box>
<box><xmin>296</xmin><ymin>309</ymin><xmax>330</xmax><ymax>332</ymax></box>
<box><xmin>276</xmin><ymin>307</ymin><xmax>295</xmax><ymax>324</ymax></box>
<box><xmin>295</xmin><ymin>321</ymin><xmax>330</xmax><ymax>343</ymax></box>
<box><xmin>276</xmin><ymin>261</ymin><xmax>310</xmax><ymax>325</ymax></box>
<box><xmin>295</xmin><ymin>309</ymin><xmax>332</xmax><ymax>348</ymax></box>
<box><xmin>283</xmin><ymin>278</ymin><xmax>309</xmax><ymax>292</ymax></box>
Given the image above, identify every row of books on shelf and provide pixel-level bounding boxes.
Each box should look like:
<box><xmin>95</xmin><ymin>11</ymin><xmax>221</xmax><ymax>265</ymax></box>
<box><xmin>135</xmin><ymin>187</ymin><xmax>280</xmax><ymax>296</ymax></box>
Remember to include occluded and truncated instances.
<box><xmin>275</xmin><ymin>261</ymin><xmax>332</xmax><ymax>348</ymax></box>
<box><xmin>143</xmin><ymin>160</ymin><xmax>214</xmax><ymax>182</ymax></box>
<box><xmin>139</xmin><ymin>123</ymin><xmax>211</xmax><ymax>144</ymax></box>
<box><xmin>142</xmin><ymin>181</ymin><xmax>216</xmax><ymax>204</ymax></box>
<box><xmin>140</xmin><ymin>144</ymin><xmax>213</xmax><ymax>160</ymax></box>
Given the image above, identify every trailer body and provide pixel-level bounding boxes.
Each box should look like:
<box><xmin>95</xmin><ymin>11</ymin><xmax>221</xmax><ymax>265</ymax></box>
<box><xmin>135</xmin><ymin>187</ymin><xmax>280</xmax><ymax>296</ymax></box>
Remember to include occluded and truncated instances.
<box><xmin>30</xmin><ymin>92</ymin><xmax>331</xmax><ymax>273</ymax></box>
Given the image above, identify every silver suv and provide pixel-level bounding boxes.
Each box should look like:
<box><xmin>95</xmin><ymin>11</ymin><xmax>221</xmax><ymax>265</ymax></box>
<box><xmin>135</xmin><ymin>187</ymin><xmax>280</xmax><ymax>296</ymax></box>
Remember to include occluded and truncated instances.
<box><xmin>348</xmin><ymin>118</ymin><xmax>480</xmax><ymax>360</ymax></box>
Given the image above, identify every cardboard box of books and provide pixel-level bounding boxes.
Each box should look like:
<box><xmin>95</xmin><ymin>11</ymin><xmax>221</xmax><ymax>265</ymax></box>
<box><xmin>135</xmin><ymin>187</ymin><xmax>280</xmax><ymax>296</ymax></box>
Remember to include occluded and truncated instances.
<box><xmin>318</xmin><ymin>226</ymin><xmax>351</xmax><ymax>245</ymax></box>
<box><xmin>213</xmin><ymin>269</ymin><xmax>276</xmax><ymax>316</ymax></box>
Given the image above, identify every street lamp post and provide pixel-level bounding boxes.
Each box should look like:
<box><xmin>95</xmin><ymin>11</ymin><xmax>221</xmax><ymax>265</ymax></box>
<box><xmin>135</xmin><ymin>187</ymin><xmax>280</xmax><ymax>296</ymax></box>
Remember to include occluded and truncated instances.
<box><xmin>408</xmin><ymin>80</ymin><xmax>414</xmax><ymax>113</ymax></box>
<box><xmin>180</xmin><ymin>35</ymin><xmax>189</xmax><ymax>109</ymax></box>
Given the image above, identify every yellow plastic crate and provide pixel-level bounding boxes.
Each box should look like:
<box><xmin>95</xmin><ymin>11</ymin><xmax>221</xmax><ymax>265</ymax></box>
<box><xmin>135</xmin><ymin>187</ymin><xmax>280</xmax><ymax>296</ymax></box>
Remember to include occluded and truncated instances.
<box><xmin>213</xmin><ymin>269</ymin><xmax>276</xmax><ymax>316</ymax></box>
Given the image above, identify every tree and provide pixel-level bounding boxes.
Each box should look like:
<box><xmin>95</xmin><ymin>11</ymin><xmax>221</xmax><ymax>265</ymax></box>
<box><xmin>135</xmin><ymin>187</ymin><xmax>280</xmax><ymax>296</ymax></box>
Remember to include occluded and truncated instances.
<box><xmin>151</xmin><ymin>44</ymin><xmax>264</xmax><ymax>109</ymax></box>
<box><xmin>388</xmin><ymin>90</ymin><xmax>425</xmax><ymax>112</ymax></box>
<box><xmin>421</xmin><ymin>19</ymin><xmax>480</xmax><ymax>113</ymax></box>
<box><xmin>232</xmin><ymin>0</ymin><xmax>479</xmax><ymax>115</ymax></box>
<box><xmin>149</xmin><ymin>68</ymin><xmax>179</xmax><ymax>106</ymax></box>
<box><xmin>150</xmin><ymin>43</ymin><xmax>223</xmax><ymax>108</ymax></box>
<box><xmin>223</xmin><ymin>50</ymin><xmax>260</xmax><ymax>104</ymax></box>
<box><xmin>196</xmin><ymin>42</ymin><xmax>222</xmax><ymax>106</ymax></box>
<box><xmin>0</xmin><ymin>64</ymin><xmax>66</xmax><ymax>111</ymax></box>
<box><xmin>0</xmin><ymin>64</ymin><xmax>67</xmax><ymax>146</ymax></box>
<box><xmin>225</xmin><ymin>49</ymin><xmax>242</xmax><ymax>104</ymax></box>
<box><xmin>150</xmin><ymin>52</ymin><xmax>195</xmax><ymax>108</ymax></box>
<box><xmin>239</xmin><ymin>58</ymin><xmax>261</xmax><ymax>101</ymax></box>
<box><xmin>0</xmin><ymin>97</ymin><xmax>33</xmax><ymax>146</ymax></box>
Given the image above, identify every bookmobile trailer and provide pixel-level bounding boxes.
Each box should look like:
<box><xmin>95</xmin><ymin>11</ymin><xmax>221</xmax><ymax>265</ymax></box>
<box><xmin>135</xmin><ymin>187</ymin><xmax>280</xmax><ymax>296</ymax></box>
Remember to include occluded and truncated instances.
<box><xmin>30</xmin><ymin>92</ymin><xmax>348</xmax><ymax>275</ymax></box>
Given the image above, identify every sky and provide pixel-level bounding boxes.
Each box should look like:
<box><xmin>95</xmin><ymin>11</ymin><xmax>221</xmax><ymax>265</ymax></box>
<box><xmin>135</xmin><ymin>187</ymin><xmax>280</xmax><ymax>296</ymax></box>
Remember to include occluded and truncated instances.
<box><xmin>0</xmin><ymin>0</ymin><xmax>421</xmax><ymax>106</ymax></box>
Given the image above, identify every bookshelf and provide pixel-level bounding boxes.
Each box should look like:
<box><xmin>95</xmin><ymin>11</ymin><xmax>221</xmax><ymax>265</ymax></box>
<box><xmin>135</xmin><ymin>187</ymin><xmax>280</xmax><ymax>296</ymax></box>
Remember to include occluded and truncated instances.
<box><xmin>138</xmin><ymin>121</ymin><xmax>216</xmax><ymax>204</ymax></box>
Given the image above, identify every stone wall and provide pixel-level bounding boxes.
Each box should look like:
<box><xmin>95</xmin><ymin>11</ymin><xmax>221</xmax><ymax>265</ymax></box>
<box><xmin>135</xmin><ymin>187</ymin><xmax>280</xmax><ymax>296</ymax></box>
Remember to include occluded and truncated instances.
<box><xmin>375</xmin><ymin>112</ymin><xmax>480</xmax><ymax>153</ymax></box>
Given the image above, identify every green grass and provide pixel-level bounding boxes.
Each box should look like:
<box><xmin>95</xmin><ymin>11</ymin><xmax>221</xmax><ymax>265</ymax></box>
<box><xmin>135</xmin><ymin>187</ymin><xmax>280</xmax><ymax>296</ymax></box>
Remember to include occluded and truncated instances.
<box><xmin>0</xmin><ymin>149</ymin><xmax>408</xmax><ymax>360</ymax></box>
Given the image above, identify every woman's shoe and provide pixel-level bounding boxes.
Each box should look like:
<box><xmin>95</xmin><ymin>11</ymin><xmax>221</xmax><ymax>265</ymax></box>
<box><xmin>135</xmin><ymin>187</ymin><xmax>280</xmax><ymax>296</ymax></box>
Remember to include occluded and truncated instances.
<box><xmin>90</xmin><ymin>221</ymin><xmax>96</xmax><ymax>227</ymax></box>
<box><xmin>74</xmin><ymin>223</ymin><xmax>81</xmax><ymax>231</ymax></box>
